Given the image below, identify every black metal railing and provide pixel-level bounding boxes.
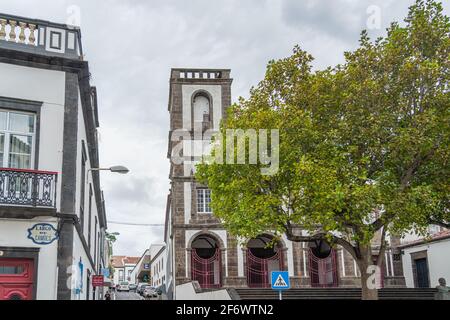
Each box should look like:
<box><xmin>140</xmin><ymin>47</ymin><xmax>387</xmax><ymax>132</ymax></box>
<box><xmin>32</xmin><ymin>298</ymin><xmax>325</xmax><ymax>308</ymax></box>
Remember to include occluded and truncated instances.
<box><xmin>0</xmin><ymin>168</ymin><xmax>57</xmax><ymax>208</ymax></box>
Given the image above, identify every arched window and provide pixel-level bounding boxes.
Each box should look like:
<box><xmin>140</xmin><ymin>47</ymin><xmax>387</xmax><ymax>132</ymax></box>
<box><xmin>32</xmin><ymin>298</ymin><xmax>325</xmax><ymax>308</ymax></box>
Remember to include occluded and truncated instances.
<box><xmin>192</xmin><ymin>92</ymin><xmax>212</xmax><ymax>131</ymax></box>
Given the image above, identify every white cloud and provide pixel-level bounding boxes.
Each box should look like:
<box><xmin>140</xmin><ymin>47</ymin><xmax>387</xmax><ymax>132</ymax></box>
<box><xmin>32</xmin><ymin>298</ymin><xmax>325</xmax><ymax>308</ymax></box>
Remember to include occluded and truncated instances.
<box><xmin>2</xmin><ymin>0</ymin><xmax>449</xmax><ymax>256</ymax></box>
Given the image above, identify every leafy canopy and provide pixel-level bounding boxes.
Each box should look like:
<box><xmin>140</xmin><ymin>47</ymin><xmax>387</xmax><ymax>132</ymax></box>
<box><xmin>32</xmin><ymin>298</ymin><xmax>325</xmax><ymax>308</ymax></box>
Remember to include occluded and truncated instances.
<box><xmin>196</xmin><ymin>0</ymin><xmax>449</xmax><ymax>246</ymax></box>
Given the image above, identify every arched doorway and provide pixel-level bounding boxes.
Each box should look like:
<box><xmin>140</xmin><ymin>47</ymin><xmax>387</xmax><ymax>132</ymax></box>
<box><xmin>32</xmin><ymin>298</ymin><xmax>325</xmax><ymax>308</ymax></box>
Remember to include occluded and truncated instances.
<box><xmin>308</xmin><ymin>240</ymin><xmax>338</xmax><ymax>287</ymax></box>
<box><xmin>246</xmin><ymin>235</ymin><xmax>284</xmax><ymax>288</ymax></box>
<box><xmin>191</xmin><ymin>234</ymin><xmax>222</xmax><ymax>289</ymax></box>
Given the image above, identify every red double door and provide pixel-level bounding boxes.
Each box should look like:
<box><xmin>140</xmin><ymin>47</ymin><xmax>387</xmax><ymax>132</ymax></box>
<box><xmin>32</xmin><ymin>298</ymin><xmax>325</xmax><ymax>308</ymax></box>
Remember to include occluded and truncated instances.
<box><xmin>0</xmin><ymin>258</ymin><xmax>34</xmax><ymax>300</ymax></box>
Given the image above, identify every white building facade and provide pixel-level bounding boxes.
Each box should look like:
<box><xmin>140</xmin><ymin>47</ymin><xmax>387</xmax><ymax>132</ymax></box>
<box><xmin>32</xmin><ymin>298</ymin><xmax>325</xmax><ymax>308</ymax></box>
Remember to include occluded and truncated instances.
<box><xmin>0</xmin><ymin>14</ymin><xmax>108</xmax><ymax>300</ymax></box>
<box><xmin>150</xmin><ymin>244</ymin><xmax>166</xmax><ymax>288</ymax></box>
<box><xmin>129</xmin><ymin>250</ymin><xmax>151</xmax><ymax>285</ymax></box>
<box><xmin>111</xmin><ymin>256</ymin><xmax>139</xmax><ymax>286</ymax></box>
<box><xmin>400</xmin><ymin>229</ymin><xmax>450</xmax><ymax>289</ymax></box>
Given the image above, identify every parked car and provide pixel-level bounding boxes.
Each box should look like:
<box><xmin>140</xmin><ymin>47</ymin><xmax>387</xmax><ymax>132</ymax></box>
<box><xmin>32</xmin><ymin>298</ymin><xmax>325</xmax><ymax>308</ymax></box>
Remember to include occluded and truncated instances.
<box><xmin>156</xmin><ymin>284</ymin><xmax>166</xmax><ymax>296</ymax></box>
<box><xmin>155</xmin><ymin>284</ymin><xmax>167</xmax><ymax>300</ymax></box>
<box><xmin>143</xmin><ymin>286</ymin><xmax>157</xmax><ymax>298</ymax></box>
<box><xmin>129</xmin><ymin>284</ymin><xmax>137</xmax><ymax>292</ymax></box>
<box><xmin>117</xmin><ymin>281</ymin><xmax>130</xmax><ymax>292</ymax></box>
<box><xmin>137</xmin><ymin>283</ymin><xmax>149</xmax><ymax>295</ymax></box>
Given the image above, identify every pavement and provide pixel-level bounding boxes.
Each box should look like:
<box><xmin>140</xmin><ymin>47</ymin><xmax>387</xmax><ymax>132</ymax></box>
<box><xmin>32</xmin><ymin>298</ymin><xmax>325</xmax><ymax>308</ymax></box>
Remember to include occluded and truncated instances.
<box><xmin>113</xmin><ymin>291</ymin><xmax>144</xmax><ymax>300</ymax></box>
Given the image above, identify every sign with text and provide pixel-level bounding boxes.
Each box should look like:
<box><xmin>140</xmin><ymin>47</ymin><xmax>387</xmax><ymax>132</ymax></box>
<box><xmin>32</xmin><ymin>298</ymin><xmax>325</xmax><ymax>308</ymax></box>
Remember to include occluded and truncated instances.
<box><xmin>27</xmin><ymin>223</ymin><xmax>59</xmax><ymax>245</ymax></box>
<box><xmin>92</xmin><ymin>275</ymin><xmax>104</xmax><ymax>287</ymax></box>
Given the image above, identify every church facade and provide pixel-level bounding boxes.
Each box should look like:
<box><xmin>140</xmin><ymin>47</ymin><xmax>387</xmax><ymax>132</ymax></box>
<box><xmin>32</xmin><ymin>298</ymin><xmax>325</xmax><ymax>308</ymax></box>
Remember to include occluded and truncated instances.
<box><xmin>164</xmin><ymin>68</ymin><xmax>405</xmax><ymax>298</ymax></box>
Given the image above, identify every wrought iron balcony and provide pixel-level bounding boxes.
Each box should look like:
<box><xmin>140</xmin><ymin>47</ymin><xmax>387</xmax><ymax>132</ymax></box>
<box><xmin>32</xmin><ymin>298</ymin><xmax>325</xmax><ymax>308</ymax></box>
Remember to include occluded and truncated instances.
<box><xmin>0</xmin><ymin>168</ymin><xmax>58</xmax><ymax>208</ymax></box>
<box><xmin>0</xmin><ymin>13</ymin><xmax>82</xmax><ymax>59</ymax></box>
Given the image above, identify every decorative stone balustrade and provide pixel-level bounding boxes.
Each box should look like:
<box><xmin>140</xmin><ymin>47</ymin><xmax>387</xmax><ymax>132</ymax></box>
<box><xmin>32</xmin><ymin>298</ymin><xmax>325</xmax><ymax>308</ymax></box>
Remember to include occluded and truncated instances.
<box><xmin>0</xmin><ymin>13</ymin><xmax>83</xmax><ymax>59</ymax></box>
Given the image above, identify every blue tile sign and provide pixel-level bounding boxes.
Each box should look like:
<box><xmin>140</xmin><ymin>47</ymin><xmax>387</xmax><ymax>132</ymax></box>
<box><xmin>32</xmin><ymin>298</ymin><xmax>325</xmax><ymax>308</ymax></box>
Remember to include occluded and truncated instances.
<box><xmin>27</xmin><ymin>223</ymin><xmax>59</xmax><ymax>245</ymax></box>
<box><xmin>271</xmin><ymin>271</ymin><xmax>290</xmax><ymax>290</ymax></box>
<box><xmin>101</xmin><ymin>268</ymin><xmax>110</xmax><ymax>278</ymax></box>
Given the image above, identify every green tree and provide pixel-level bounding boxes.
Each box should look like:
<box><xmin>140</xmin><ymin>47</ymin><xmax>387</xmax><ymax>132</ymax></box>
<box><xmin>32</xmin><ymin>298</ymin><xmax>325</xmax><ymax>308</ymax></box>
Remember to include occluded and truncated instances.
<box><xmin>197</xmin><ymin>0</ymin><xmax>449</xmax><ymax>300</ymax></box>
<box><xmin>106</xmin><ymin>232</ymin><xmax>120</xmax><ymax>275</ymax></box>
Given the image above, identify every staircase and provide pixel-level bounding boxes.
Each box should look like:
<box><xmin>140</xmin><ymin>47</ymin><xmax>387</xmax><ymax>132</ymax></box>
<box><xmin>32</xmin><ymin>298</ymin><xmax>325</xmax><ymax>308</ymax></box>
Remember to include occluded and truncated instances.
<box><xmin>232</xmin><ymin>288</ymin><xmax>437</xmax><ymax>300</ymax></box>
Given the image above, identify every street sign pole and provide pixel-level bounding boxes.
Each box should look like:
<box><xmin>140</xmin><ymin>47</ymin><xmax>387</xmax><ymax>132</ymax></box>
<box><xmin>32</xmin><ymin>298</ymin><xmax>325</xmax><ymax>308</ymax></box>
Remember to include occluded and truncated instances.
<box><xmin>271</xmin><ymin>271</ymin><xmax>290</xmax><ymax>301</ymax></box>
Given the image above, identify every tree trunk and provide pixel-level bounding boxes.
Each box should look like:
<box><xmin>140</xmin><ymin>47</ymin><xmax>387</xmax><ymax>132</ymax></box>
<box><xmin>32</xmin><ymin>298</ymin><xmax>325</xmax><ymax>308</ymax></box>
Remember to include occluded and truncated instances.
<box><xmin>358</xmin><ymin>246</ymin><xmax>380</xmax><ymax>300</ymax></box>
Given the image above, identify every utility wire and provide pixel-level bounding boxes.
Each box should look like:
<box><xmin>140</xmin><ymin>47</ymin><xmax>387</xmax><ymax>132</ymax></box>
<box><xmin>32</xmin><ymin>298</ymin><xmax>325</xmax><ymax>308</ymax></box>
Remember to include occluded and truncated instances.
<box><xmin>108</xmin><ymin>221</ymin><xmax>164</xmax><ymax>227</ymax></box>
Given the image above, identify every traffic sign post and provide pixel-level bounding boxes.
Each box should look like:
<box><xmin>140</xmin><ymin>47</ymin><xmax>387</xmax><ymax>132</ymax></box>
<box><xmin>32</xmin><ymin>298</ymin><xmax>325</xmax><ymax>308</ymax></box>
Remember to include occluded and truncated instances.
<box><xmin>271</xmin><ymin>271</ymin><xmax>290</xmax><ymax>301</ymax></box>
<box><xmin>92</xmin><ymin>275</ymin><xmax>104</xmax><ymax>288</ymax></box>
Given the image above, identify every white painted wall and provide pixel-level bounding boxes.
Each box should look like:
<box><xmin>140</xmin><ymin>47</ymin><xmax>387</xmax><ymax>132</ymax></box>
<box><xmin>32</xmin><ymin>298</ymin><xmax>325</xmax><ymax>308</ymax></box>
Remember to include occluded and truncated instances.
<box><xmin>0</xmin><ymin>62</ymin><xmax>65</xmax><ymax>211</ymax></box>
<box><xmin>182</xmin><ymin>85</ymin><xmax>222</xmax><ymax>131</ymax></box>
<box><xmin>74</xmin><ymin>92</ymin><xmax>102</xmax><ymax>266</ymax></box>
<box><xmin>0</xmin><ymin>63</ymin><xmax>66</xmax><ymax>300</ymax></box>
<box><xmin>176</xmin><ymin>282</ymin><xmax>231</xmax><ymax>300</ymax></box>
<box><xmin>71</xmin><ymin>227</ymin><xmax>96</xmax><ymax>300</ymax></box>
<box><xmin>183</xmin><ymin>183</ymin><xmax>191</xmax><ymax>224</ymax></box>
<box><xmin>0</xmin><ymin>218</ymin><xmax>58</xmax><ymax>300</ymax></box>
<box><xmin>180</xmin><ymin>84</ymin><xmax>224</xmax><ymax>177</ymax></box>
<box><xmin>112</xmin><ymin>266</ymin><xmax>121</xmax><ymax>285</ymax></box>
<box><xmin>124</xmin><ymin>265</ymin><xmax>135</xmax><ymax>283</ymax></box>
<box><xmin>151</xmin><ymin>246</ymin><xmax>166</xmax><ymax>288</ymax></box>
<box><xmin>282</xmin><ymin>235</ymin><xmax>295</xmax><ymax>277</ymax></box>
<box><xmin>402</xmin><ymin>238</ymin><xmax>450</xmax><ymax>288</ymax></box>
<box><xmin>0</xmin><ymin>62</ymin><xmax>105</xmax><ymax>300</ymax></box>
<box><xmin>112</xmin><ymin>264</ymin><xmax>136</xmax><ymax>285</ymax></box>
<box><xmin>130</xmin><ymin>250</ymin><xmax>149</xmax><ymax>284</ymax></box>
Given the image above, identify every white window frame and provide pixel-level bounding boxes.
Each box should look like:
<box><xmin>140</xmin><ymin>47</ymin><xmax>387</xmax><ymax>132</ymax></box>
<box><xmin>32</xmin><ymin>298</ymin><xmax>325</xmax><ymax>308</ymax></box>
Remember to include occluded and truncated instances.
<box><xmin>197</xmin><ymin>188</ymin><xmax>212</xmax><ymax>214</ymax></box>
<box><xmin>119</xmin><ymin>269</ymin><xmax>124</xmax><ymax>282</ymax></box>
<box><xmin>0</xmin><ymin>109</ymin><xmax>36</xmax><ymax>169</ymax></box>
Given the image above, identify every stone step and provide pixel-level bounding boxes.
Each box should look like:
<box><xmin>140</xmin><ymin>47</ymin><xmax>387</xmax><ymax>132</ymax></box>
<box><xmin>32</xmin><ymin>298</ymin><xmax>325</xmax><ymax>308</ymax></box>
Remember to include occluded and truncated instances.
<box><xmin>233</xmin><ymin>288</ymin><xmax>437</xmax><ymax>300</ymax></box>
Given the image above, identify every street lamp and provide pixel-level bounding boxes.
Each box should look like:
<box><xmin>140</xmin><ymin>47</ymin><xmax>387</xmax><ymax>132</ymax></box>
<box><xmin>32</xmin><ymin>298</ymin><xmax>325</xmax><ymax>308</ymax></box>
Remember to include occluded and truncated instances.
<box><xmin>85</xmin><ymin>165</ymin><xmax>129</xmax><ymax>300</ymax></box>
<box><xmin>90</xmin><ymin>166</ymin><xmax>130</xmax><ymax>175</ymax></box>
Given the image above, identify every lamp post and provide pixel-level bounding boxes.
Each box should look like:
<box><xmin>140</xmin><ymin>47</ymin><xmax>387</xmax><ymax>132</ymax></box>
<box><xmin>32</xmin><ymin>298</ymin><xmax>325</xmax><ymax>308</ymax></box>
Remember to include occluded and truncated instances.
<box><xmin>87</xmin><ymin>165</ymin><xmax>129</xmax><ymax>300</ymax></box>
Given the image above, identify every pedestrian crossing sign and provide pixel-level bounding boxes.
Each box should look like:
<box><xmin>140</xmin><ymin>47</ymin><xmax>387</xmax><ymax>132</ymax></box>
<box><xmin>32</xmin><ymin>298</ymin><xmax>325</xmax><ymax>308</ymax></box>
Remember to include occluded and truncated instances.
<box><xmin>271</xmin><ymin>271</ymin><xmax>290</xmax><ymax>290</ymax></box>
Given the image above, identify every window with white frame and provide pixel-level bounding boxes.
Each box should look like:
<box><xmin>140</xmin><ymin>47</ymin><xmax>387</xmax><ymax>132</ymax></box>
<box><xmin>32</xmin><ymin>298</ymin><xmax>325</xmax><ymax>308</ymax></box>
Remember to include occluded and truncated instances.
<box><xmin>0</xmin><ymin>110</ymin><xmax>36</xmax><ymax>169</ymax></box>
<box><xmin>119</xmin><ymin>269</ymin><xmax>124</xmax><ymax>281</ymax></box>
<box><xmin>197</xmin><ymin>189</ymin><xmax>212</xmax><ymax>214</ymax></box>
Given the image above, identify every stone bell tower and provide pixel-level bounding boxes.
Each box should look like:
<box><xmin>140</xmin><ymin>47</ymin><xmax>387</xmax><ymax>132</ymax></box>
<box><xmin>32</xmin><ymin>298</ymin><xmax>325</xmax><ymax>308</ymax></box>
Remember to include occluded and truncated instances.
<box><xmin>166</xmin><ymin>69</ymin><xmax>244</xmax><ymax>290</ymax></box>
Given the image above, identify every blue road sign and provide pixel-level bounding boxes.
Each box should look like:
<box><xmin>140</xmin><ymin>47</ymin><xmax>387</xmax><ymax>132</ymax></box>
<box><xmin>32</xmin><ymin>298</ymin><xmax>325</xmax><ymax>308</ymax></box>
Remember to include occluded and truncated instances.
<box><xmin>271</xmin><ymin>271</ymin><xmax>290</xmax><ymax>291</ymax></box>
<box><xmin>101</xmin><ymin>268</ymin><xmax>110</xmax><ymax>278</ymax></box>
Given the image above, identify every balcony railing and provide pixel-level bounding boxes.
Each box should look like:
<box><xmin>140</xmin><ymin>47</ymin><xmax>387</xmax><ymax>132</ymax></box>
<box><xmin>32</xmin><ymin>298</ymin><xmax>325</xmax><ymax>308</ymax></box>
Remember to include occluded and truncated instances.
<box><xmin>0</xmin><ymin>168</ymin><xmax>58</xmax><ymax>208</ymax></box>
<box><xmin>0</xmin><ymin>13</ymin><xmax>82</xmax><ymax>59</ymax></box>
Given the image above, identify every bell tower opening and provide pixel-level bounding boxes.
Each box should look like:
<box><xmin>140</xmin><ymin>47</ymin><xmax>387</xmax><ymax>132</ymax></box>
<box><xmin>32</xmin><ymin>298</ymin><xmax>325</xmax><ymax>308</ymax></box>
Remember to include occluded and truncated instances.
<box><xmin>193</xmin><ymin>93</ymin><xmax>211</xmax><ymax>131</ymax></box>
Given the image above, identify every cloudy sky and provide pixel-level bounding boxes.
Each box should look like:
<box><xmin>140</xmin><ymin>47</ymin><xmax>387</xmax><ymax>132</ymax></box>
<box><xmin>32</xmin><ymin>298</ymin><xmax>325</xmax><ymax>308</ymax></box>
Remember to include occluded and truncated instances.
<box><xmin>3</xmin><ymin>1</ymin><xmax>449</xmax><ymax>257</ymax></box>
